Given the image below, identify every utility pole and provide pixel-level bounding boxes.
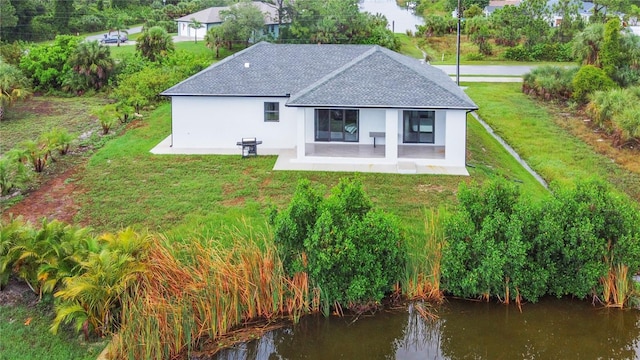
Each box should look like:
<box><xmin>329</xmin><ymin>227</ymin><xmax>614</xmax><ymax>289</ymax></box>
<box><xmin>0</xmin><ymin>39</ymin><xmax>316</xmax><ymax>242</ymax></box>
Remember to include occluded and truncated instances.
<box><xmin>456</xmin><ymin>0</ymin><xmax>462</xmax><ymax>85</ymax></box>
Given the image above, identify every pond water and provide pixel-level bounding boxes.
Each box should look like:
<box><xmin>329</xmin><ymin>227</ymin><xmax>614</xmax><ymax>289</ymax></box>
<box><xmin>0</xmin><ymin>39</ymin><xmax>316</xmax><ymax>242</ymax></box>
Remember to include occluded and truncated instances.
<box><xmin>212</xmin><ymin>298</ymin><xmax>640</xmax><ymax>359</ymax></box>
<box><xmin>359</xmin><ymin>0</ymin><xmax>424</xmax><ymax>34</ymax></box>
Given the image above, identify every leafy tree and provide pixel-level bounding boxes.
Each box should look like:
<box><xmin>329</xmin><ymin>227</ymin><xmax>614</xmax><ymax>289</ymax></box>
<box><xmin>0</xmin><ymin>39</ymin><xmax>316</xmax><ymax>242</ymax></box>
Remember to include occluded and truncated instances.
<box><xmin>601</xmin><ymin>17</ymin><xmax>623</xmax><ymax>78</ymax></box>
<box><xmin>136</xmin><ymin>26</ymin><xmax>175</xmax><ymax>62</ymax></box>
<box><xmin>0</xmin><ymin>0</ymin><xmax>18</xmax><ymax>32</ymax></box>
<box><xmin>464</xmin><ymin>4</ymin><xmax>484</xmax><ymax>17</ymax></box>
<box><xmin>446</xmin><ymin>0</ymin><xmax>490</xmax><ymax>13</ymax></box>
<box><xmin>0</xmin><ymin>41</ymin><xmax>24</xmax><ymax>66</ymax></box>
<box><xmin>519</xmin><ymin>0</ymin><xmax>552</xmax><ymax>47</ymax></box>
<box><xmin>285</xmin><ymin>0</ymin><xmax>397</xmax><ymax>48</ymax></box>
<box><xmin>0</xmin><ymin>62</ymin><xmax>31</xmax><ymax>121</ymax></box>
<box><xmin>65</xmin><ymin>41</ymin><xmax>115</xmax><ymax>92</ymax></box>
<box><xmin>0</xmin><ymin>0</ymin><xmax>47</xmax><ymax>42</ymax></box>
<box><xmin>265</xmin><ymin>0</ymin><xmax>293</xmax><ymax>26</ymax></box>
<box><xmin>465</xmin><ymin>16</ymin><xmax>492</xmax><ymax>55</ymax></box>
<box><xmin>219</xmin><ymin>2</ymin><xmax>266</xmax><ymax>47</ymax></box>
<box><xmin>19</xmin><ymin>35</ymin><xmax>81</xmax><ymax>91</ymax></box>
<box><xmin>551</xmin><ymin>0</ymin><xmax>585</xmax><ymax>43</ymax></box>
<box><xmin>53</xmin><ymin>0</ymin><xmax>74</xmax><ymax>34</ymax></box>
<box><xmin>188</xmin><ymin>18</ymin><xmax>203</xmax><ymax>43</ymax></box>
<box><xmin>205</xmin><ymin>26</ymin><xmax>225</xmax><ymax>58</ymax></box>
<box><xmin>489</xmin><ymin>5</ymin><xmax>522</xmax><ymax>46</ymax></box>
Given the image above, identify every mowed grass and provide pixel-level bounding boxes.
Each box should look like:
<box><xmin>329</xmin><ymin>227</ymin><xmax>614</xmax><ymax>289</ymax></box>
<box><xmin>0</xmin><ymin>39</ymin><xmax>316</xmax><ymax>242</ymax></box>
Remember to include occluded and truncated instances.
<box><xmin>74</xmin><ymin>101</ymin><xmax>546</xmax><ymax>236</ymax></box>
<box><xmin>465</xmin><ymin>82</ymin><xmax>640</xmax><ymax>201</ymax></box>
<box><xmin>0</xmin><ymin>304</ymin><xmax>108</xmax><ymax>360</ymax></box>
<box><xmin>108</xmin><ymin>40</ymin><xmax>236</xmax><ymax>61</ymax></box>
<box><xmin>0</xmin><ymin>96</ymin><xmax>109</xmax><ymax>154</ymax></box>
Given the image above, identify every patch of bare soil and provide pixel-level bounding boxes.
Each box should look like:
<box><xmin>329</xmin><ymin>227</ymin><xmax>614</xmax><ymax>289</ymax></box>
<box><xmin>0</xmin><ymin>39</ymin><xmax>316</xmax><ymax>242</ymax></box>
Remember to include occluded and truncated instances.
<box><xmin>0</xmin><ymin>277</ymin><xmax>37</xmax><ymax>306</ymax></box>
<box><xmin>2</xmin><ymin>166</ymin><xmax>82</xmax><ymax>225</ymax></box>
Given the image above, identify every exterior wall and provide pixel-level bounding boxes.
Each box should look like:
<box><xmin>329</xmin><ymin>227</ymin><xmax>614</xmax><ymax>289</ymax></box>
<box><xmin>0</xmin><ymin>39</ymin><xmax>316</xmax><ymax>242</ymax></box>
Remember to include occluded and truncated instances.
<box><xmin>171</xmin><ymin>96</ymin><xmax>297</xmax><ymax>153</ymax></box>
<box><xmin>178</xmin><ymin>21</ymin><xmax>212</xmax><ymax>39</ymax></box>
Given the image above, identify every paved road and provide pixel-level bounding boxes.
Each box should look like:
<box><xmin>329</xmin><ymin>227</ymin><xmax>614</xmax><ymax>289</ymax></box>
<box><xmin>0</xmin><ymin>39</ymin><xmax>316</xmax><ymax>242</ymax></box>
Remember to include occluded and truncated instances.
<box><xmin>434</xmin><ymin>65</ymin><xmax>535</xmax><ymax>76</ymax></box>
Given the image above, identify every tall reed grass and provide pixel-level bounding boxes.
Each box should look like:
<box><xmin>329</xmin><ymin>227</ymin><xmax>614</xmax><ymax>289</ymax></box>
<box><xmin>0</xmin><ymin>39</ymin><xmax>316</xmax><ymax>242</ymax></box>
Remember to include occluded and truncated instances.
<box><xmin>402</xmin><ymin>208</ymin><xmax>446</xmax><ymax>302</ymax></box>
<box><xmin>113</xmin><ymin>229</ymin><xmax>318</xmax><ymax>360</ymax></box>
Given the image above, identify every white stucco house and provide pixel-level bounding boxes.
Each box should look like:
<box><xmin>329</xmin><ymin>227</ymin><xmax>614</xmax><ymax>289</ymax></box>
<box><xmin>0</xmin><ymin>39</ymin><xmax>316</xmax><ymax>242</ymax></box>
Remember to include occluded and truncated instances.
<box><xmin>176</xmin><ymin>1</ymin><xmax>281</xmax><ymax>40</ymax></box>
<box><xmin>155</xmin><ymin>42</ymin><xmax>478</xmax><ymax>175</ymax></box>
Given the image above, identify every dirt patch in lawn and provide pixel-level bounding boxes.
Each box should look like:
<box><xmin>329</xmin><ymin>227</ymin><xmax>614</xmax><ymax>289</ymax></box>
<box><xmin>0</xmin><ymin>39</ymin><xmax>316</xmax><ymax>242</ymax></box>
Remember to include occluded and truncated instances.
<box><xmin>2</xmin><ymin>166</ymin><xmax>83</xmax><ymax>225</ymax></box>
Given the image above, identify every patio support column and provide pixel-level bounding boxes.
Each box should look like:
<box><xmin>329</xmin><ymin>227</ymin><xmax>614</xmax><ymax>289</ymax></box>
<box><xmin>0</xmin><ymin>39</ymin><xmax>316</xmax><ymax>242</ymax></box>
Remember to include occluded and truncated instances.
<box><xmin>445</xmin><ymin>110</ymin><xmax>467</xmax><ymax>167</ymax></box>
<box><xmin>296</xmin><ymin>107</ymin><xmax>306</xmax><ymax>159</ymax></box>
<box><xmin>385</xmin><ymin>109</ymin><xmax>398</xmax><ymax>161</ymax></box>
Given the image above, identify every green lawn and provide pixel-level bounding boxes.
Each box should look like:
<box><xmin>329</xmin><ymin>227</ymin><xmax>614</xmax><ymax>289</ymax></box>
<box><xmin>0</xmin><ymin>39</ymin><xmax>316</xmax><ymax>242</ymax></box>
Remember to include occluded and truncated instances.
<box><xmin>464</xmin><ymin>82</ymin><xmax>640</xmax><ymax>201</ymax></box>
<box><xmin>73</xmin><ymin>102</ymin><xmax>546</xmax><ymax>236</ymax></box>
<box><xmin>0</xmin><ymin>303</ymin><xmax>108</xmax><ymax>360</ymax></box>
<box><xmin>0</xmin><ymin>97</ymin><xmax>109</xmax><ymax>155</ymax></box>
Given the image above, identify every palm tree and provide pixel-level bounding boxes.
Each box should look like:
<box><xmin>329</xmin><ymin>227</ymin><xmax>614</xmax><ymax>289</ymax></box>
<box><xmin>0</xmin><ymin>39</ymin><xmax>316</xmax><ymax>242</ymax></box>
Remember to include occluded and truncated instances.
<box><xmin>66</xmin><ymin>41</ymin><xmax>115</xmax><ymax>91</ymax></box>
<box><xmin>572</xmin><ymin>23</ymin><xmax>605</xmax><ymax>66</ymax></box>
<box><xmin>188</xmin><ymin>18</ymin><xmax>203</xmax><ymax>43</ymax></box>
<box><xmin>0</xmin><ymin>62</ymin><xmax>31</xmax><ymax>121</ymax></box>
<box><xmin>205</xmin><ymin>26</ymin><xmax>224</xmax><ymax>58</ymax></box>
<box><xmin>136</xmin><ymin>26</ymin><xmax>175</xmax><ymax>62</ymax></box>
<box><xmin>107</xmin><ymin>15</ymin><xmax>129</xmax><ymax>47</ymax></box>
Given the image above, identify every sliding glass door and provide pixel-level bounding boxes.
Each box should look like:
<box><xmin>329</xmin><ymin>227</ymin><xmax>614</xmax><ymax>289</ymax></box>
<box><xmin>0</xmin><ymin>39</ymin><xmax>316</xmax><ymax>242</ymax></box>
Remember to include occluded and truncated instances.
<box><xmin>315</xmin><ymin>109</ymin><xmax>359</xmax><ymax>142</ymax></box>
<box><xmin>403</xmin><ymin>110</ymin><xmax>435</xmax><ymax>143</ymax></box>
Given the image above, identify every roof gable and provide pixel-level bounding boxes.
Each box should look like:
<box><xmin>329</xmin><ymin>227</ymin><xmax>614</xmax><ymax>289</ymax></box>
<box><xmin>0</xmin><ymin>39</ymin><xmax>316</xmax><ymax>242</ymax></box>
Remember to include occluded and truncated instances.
<box><xmin>161</xmin><ymin>42</ymin><xmax>478</xmax><ymax>110</ymax></box>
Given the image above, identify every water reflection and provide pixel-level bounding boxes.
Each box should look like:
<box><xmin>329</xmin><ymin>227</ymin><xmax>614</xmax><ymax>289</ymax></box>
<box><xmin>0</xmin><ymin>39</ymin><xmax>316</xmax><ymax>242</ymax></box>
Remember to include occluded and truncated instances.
<box><xmin>359</xmin><ymin>0</ymin><xmax>424</xmax><ymax>34</ymax></box>
<box><xmin>213</xmin><ymin>298</ymin><xmax>640</xmax><ymax>360</ymax></box>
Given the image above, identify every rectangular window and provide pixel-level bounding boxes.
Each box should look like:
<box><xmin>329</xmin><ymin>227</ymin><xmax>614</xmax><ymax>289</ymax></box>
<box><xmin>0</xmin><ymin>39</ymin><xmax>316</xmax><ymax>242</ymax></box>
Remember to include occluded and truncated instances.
<box><xmin>314</xmin><ymin>109</ymin><xmax>359</xmax><ymax>142</ymax></box>
<box><xmin>264</xmin><ymin>102</ymin><xmax>279</xmax><ymax>122</ymax></box>
<box><xmin>403</xmin><ymin>110</ymin><xmax>434</xmax><ymax>144</ymax></box>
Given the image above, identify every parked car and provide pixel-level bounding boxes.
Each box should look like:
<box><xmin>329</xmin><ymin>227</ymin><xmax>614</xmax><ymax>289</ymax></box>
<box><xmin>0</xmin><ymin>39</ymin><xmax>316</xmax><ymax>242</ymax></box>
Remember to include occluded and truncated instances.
<box><xmin>100</xmin><ymin>34</ymin><xmax>128</xmax><ymax>44</ymax></box>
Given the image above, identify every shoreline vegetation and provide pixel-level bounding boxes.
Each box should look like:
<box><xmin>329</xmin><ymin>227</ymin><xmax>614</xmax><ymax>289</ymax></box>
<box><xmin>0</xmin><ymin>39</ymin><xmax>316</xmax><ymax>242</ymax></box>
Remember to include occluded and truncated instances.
<box><xmin>1</xmin><ymin>8</ymin><xmax>640</xmax><ymax>358</ymax></box>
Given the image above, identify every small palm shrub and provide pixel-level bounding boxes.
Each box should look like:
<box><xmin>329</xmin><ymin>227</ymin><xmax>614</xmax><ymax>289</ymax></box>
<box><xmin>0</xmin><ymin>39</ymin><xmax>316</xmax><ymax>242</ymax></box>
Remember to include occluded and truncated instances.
<box><xmin>52</xmin><ymin>228</ymin><xmax>151</xmax><ymax>338</ymax></box>
<box><xmin>5</xmin><ymin>219</ymin><xmax>93</xmax><ymax>296</ymax></box>
<box><xmin>585</xmin><ymin>87</ymin><xmax>640</xmax><ymax>146</ymax></box>
<box><xmin>522</xmin><ymin>65</ymin><xmax>578</xmax><ymax>101</ymax></box>
<box><xmin>0</xmin><ymin>217</ymin><xmax>32</xmax><ymax>288</ymax></box>
<box><xmin>0</xmin><ymin>154</ymin><xmax>30</xmax><ymax>196</ymax></box>
<box><xmin>14</xmin><ymin>139</ymin><xmax>49</xmax><ymax>172</ymax></box>
<box><xmin>271</xmin><ymin>178</ymin><xmax>407</xmax><ymax>313</ymax></box>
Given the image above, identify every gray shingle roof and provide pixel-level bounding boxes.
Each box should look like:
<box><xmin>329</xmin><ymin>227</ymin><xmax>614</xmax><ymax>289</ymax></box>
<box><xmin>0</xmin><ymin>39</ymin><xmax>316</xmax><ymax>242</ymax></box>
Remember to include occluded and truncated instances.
<box><xmin>161</xmin><ymin>42</ymin><xmax>478</xmax><ymax>110</ymax></box>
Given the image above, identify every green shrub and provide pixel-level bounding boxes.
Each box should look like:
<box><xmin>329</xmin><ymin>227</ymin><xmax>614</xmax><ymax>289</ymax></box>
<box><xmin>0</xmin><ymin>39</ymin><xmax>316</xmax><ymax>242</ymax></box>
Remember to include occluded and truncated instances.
<box><xmin>503</xmin><ymin>43</ymin><xmax>573</xmax><ymax>62</ymax></box>
<box><xmin>271</xmin><ymin>178</ymin><xmax>406</xmax><ymax>312</ymax></box>
<box><xmin>441</xmin><ymin>179</ymin><xmax>534</xmax><ymax>302</ymax></box>
<box><xmin>572</xmin><ymin>65</ymin><xmax>616</xmax><ymax>103</ymax></box>
<box><xmin>440</xmin><ymin>178</ymin><xmax>640</xmax><ymax>306</ymax></box>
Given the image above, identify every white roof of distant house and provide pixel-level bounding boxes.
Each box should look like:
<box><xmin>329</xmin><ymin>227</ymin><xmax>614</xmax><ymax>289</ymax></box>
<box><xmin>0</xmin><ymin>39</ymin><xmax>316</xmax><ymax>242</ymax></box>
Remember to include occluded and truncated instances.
<box><xmin>487</xmin><ymin>0</ymin><xmax>521</xmax><ymax>6</ymax></box>
<box><xmin>175</xmin><ymin>1</ymin><xmax>280</xmax><ymax>25</ymax></box>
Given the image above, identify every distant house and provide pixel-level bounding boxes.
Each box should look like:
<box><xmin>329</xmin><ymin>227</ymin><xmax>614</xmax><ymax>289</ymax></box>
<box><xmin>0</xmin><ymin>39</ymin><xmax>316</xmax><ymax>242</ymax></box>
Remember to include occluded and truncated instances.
<box><xmin>547</xmin><ymin>0</ymin><xmax>596</xmax><ymax>26</ymax></box>
<box><xmin>482</xmin><ymin>0</ymin><xmax>597</xmax><ymax>25</ymax></box>
<box><xmin>483</xmin><ymin>0</ymin><xmax>521</xmax><ymax>16</ymax></box>
<box><xmin>176</xmin><ymin>1</ymin><xmax>282</xmax><ymax>40</ymax></box>
<box><xmin>156</xmin><ymin>42</ymin><xmax>478</xmax><ymax>175</ymax></box>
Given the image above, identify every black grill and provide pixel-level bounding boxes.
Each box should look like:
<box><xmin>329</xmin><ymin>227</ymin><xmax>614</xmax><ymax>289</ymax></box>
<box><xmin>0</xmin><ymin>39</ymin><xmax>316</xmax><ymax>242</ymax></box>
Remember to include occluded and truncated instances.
<box><xmin>236</xmin><ymin>138</ymin><xmax>262</xmax><ymax>158</ymax></box>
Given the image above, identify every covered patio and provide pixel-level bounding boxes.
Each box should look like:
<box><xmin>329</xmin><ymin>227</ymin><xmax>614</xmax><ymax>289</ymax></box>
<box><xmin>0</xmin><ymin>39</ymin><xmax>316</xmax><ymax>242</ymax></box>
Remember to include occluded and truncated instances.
<box><xmin>304</xmin><ymin>143</ymin><xmax>446</xmax><ymax>159</ymax></box>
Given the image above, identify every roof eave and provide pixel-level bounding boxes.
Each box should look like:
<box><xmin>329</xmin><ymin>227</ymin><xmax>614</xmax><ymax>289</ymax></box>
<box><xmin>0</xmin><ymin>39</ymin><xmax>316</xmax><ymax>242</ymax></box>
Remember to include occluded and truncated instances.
<box><xmin>284</xmin><ymin>103</ymin><xmax>478</xmax><ymax>111</ymax></box>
